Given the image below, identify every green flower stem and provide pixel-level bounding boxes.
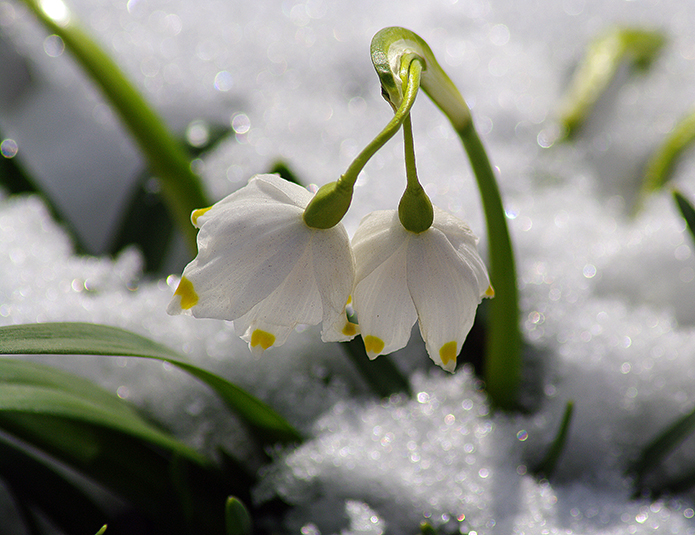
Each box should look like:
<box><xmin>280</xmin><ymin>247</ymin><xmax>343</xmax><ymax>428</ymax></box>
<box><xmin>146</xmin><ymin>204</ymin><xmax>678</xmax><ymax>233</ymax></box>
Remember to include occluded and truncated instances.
<box><xmin>303</xmin><ymin>57</ymin><xmax>422</xmax><ymax>228</ymax></box>
<box><xmin>371</xmin><ymin>27</ymin><xmax>521</xmax><ymax>409</ymax></box>
<box><xmin>340</xmin><ymin>58</ymin><xmax>422</xmax><ymax>189</ymax></box>
<box><xmin>398</xmin><ymin>113</ymin><xmax>433</xmax><ymax>233</ymax></box>
<box><xmin>20</xmin><ymin>0</ymin><xmax>210</xmax><ymax>252</ymax></box>
<box><xmin>457</xmin><ymin>122</ymin><xmax>522</xmax><ymax>409</ymax></box>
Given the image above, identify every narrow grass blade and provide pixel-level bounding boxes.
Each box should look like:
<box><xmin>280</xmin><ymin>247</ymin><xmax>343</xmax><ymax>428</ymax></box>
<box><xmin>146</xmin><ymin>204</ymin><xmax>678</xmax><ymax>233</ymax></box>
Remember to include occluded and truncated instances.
<box><xmin>532</xmin><ymin>400</ymin><xmax>574</xmax><ymax>478</ymax></box>
<box><xmin>0</xmin><ymin>322</ymin><xmax>302</xmax><ymax>445</ymax></box>
<box><xmin>19</xmin><ymin>0</ymin><xmax>210</xmax><ymax>252</ymax></box>
<box><xmin>629</xmin><ymin>405</ymin><xmax>695</xmax><ymax>489</ymax></box>
<box><xmin>0</xmin><ymin>413</ymin><xmax>227</xmax><ymax>534</ymax></box>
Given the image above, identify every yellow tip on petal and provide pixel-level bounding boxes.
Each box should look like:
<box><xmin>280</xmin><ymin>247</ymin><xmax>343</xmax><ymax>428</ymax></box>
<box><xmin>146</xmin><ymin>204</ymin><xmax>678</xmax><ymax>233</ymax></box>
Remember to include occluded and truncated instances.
<box><xmin>439</xmin><ymin>341</ymin><xmax>458</xmax><ymax>367</ymax></box>
<box><xmin>250</xmin><ymin>329</ymin><xmax>276</xmax><ymax>350</ymax></box>
<box><xmin>174</xmin><ymin>276</ymin><xmax>198</xmax><ymax>309</ymax></box>
<box><xmin>342</xmin><ymin>322</ymin><xmax>358</xmax><ymax>337</ymax></box>
<box><xmin>346</xmin><ymin>295</ymin><xmax>352</xmax><ymax>305</ymax></box>
<box><xmin>485</xmin><ymin>285</ymin><xmax>495</xmax><ymax>298</ymax></box>
<box><xmin>363</xmin><ymin>335</ymin><xmax>385</xmax><ymax>357</ymax></box>
<box><xmin>191</xmin><ymin>206</ymin><xmax>212</xmax><ymax>227</ymax></box>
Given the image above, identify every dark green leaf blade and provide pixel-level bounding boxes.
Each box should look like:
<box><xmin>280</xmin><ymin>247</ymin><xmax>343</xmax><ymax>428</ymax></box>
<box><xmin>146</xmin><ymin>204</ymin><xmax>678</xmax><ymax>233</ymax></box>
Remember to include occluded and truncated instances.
<box><xmin>0</xmin><ymin>382</ymin><xmax>206</xmax><ymax>464</ymax></box>
<box><xmin>0</xmin><ymin>322</ymin><xmax>302</xmax><ymax>445</ymax></box>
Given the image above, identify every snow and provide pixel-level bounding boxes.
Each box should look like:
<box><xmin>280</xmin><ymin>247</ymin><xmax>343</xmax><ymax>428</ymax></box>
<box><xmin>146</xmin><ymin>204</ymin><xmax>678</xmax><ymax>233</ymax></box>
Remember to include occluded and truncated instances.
<box><xmin>2</xmin><ymin>0</ymin><xmax>695</xmax><ymax>533</ymax></box>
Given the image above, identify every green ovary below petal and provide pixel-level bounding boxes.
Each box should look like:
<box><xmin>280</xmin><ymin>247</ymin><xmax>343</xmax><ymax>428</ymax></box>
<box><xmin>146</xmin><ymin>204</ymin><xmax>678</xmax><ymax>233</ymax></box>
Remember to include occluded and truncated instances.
<box><xmin>251</xmin><ymin>329</ymin><xmax>276</xmax><ymax>350</ymax></box>
<box><xmin>174</xmin><ymin>276</ymin><xmax>199</xmax><ymax>309</ymax></box>
<box><xmin>439</xmin><ymin>341</ymin><xmax>458</xmax><ymax>367</ymax></box>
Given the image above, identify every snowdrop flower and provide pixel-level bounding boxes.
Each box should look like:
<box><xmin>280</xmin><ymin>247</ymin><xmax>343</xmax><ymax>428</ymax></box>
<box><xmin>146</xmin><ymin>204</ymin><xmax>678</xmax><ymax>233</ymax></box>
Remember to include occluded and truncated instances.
<box><xmin>351</xmin><ymin>207</ymin><xmax>493</xmax><ymax>373</ymax></box>
<box><xmin>167</xmin><ymin>174</ymin><xmax>357</xmax><ymax>352</ymax></box>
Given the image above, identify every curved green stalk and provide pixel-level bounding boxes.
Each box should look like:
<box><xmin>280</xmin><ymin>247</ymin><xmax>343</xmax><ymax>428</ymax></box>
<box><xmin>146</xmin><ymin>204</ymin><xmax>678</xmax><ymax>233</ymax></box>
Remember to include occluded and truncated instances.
<box><xmin>303</xmin><ymin>55</ymin><xmax>422</xmax><ymax>228</ymax></box>
<box><xmin>398</xmin><ymin>101</ymin><xmax>433</xmax><ymax>234</ymax></box>
<box><xmin>20</xmin><ymin>0</ymin><xmax>210</xmax><ymax>252</ymax></box>
<box><xmin>371</xmin><ymin>27</ymin><xmax>521</xmax><ymax>409</ymax></box>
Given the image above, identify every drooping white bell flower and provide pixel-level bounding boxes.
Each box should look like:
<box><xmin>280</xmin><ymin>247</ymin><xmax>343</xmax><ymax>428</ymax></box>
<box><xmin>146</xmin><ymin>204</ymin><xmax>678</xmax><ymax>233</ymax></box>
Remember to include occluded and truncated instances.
<box><xmin>351</xmin><ymin>207</ymin><xmax>493</xmax><ymax>373</ymax></box>
<box><xmin>167</xmin><ymin>174</ymin><xmax>357</xmax><ymax>352</ymax></box>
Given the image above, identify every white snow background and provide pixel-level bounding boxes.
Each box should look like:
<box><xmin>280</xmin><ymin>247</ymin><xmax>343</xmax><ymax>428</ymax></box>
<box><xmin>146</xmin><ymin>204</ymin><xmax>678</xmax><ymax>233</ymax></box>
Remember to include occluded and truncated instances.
<box><xmin>2</xmin><ymin>0</ymin><xmax>695</xmax><ymax>533</ymax></box>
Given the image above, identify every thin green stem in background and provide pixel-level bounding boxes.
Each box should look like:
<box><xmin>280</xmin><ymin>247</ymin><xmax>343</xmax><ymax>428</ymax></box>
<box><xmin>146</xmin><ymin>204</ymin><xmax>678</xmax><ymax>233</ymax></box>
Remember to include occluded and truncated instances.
<box><xmin>532</xmin><ymin>400</ymin><xmax>574</xmax><ymax>478</ymax></box>
<box><xmin>20</xmin><ymin>0</ymin><xmax>210</xmax><ymax>252</ymax></box>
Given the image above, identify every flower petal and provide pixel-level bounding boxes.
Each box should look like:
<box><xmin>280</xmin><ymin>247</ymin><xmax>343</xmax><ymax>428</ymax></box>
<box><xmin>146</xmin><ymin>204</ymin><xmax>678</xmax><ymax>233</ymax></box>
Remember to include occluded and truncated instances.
<box><xmin>352</xmin><ymin>220</ymin><xmax>417</xmax><ymax>358</ymax></box>
<box><xmin>352</xmin><ymin>210</ymin><xmax>404</xmax><ymax>283</ymax></box>
<box><xmin>310</xmin><ymin>225</ymin><xmax>357</xmax><ymax>342</ymax></box>
<box><xmin>431</xmin><ymin>207</ymin><xmax>491</xmax><ymax>297</ymax></box>
<box><xmin>234</xmin><ymin>244</ymin><xmax>323</xmax><ymax>350</ymax></box>
<box><xmin>407</xmin><ymin>221</ymin><xmax>488</xmax><ymax>373</ymax></box>
<box><xmin>170</xmin><ymin>207</ymin><xmax>310</xmax><ymax>320</ymax></box>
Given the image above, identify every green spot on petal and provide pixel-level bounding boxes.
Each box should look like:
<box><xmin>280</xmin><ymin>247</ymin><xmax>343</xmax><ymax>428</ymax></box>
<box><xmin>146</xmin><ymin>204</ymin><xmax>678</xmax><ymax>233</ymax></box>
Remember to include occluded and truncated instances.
<box><xmin>363</xmin><ymin>335</ymin><xmax>385</xmax><ymax>356</ymax></box>
<box><xmin>174</xmin><ymin>276</ymin><xmax>198</xmax><ymax>309</ymax></box>
<box><xmin>191</xmin><ymin>206</ymin><xmax>212</xmax><ymax>227</ymax></box>
<box><xmin>250</xmin><ymin>329</ymin><xmax>275</xmax><ymax>350</ymax></box>
<box><xmin>439</xmin><ymin>341</ymin><xmax>458</xmax><ymax>367</ymax></box>
<box><xmin>485</xmin><ymin>285</ymin><xmax>495</xmax><ymax>297</ymax></box>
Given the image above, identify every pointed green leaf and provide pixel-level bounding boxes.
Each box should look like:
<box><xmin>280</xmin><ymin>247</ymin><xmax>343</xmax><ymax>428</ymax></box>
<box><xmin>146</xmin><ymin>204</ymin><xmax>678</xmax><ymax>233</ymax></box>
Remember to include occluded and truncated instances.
<box><xmin>225</xmin><ymin>496</ymin><xmax>253</xmax><ymax>535</ymax></box>
<box><xmin>532</xmin><ymin>400</ymin><xmax>574</xmax><ymax>478</ymax></box>
<box><xmin>630</xmin><ymin>405</ymin><xmax>695</xmax><ymax>488</ymax></box>
<box><xmin>0</xmin><ymin>322</ymin><xmax>302</xmax><ymax>444</ymax></box>
<box><xmin>0</xmin><ymin>382</ymin><xmax>205</xmax><ymax>464</ymax></box>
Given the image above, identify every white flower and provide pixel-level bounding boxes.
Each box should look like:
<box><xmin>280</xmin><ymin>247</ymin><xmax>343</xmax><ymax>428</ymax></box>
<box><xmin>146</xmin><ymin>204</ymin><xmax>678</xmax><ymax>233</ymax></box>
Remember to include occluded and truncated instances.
<box><xmin>167</xmin><ymin>174</ymin><xmax>357</xmax><ymax>352</ymax></box>
<box><xmin>351</xmin><ymin>208</ymin><xmax>493</xmax><ymax>373</ymax></box>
